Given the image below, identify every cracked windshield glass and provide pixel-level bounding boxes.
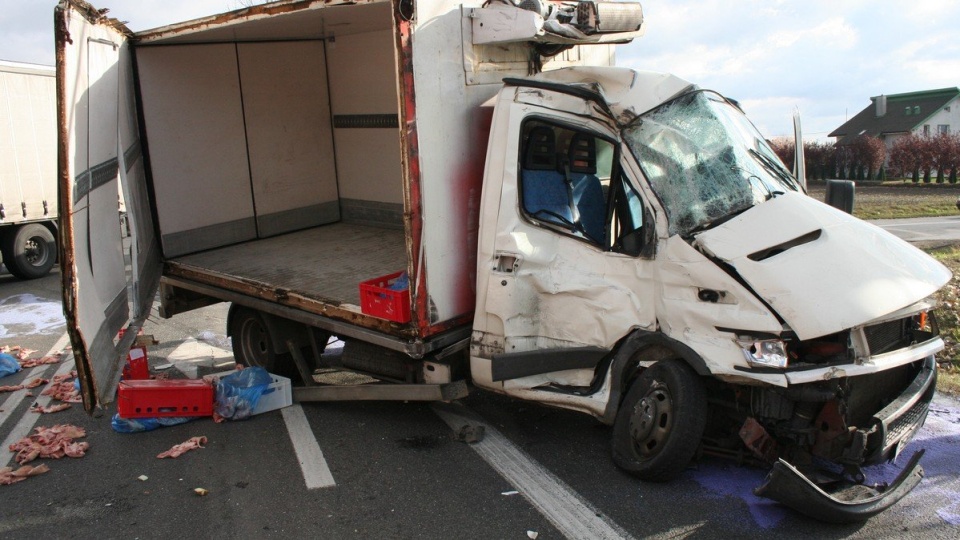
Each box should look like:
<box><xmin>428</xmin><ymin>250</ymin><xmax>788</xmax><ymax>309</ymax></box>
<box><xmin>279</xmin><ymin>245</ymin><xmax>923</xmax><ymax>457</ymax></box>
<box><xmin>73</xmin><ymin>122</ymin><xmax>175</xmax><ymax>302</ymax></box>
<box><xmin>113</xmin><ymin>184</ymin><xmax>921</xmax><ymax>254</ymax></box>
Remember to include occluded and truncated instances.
<box><xmin>623</xmin><ymin>90</ymin><xmax>801</xmax><ymax>237</ymax></box>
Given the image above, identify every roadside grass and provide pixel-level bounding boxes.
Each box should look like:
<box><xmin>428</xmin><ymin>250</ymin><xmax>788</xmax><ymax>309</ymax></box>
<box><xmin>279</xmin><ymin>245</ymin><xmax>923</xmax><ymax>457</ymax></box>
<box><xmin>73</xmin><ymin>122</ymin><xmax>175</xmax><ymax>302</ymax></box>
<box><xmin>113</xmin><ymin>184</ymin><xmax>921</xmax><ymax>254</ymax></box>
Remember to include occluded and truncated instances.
<box><xmin>807</xmin><ymin>183</ymin><xmax>960</xmax><ymax>220</ymax></box>
<box><xmin>929</xmin><ymin>245</ymin><xmax>960</xmax><ymax>396</ymax></box>
<box><xmin>854</xmin><ymin>201</ymin><xmax>958</xmax><ymax>220</ymax></box>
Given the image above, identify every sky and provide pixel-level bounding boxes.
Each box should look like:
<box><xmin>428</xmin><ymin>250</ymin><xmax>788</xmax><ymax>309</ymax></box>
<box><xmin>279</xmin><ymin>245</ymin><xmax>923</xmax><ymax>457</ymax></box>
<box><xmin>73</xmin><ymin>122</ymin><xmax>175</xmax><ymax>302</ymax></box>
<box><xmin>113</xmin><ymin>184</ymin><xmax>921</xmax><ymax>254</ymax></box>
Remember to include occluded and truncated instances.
<box><xmin>2</xmin><ymin>0</ymin><xmax>958</xmax><ymax>142</ymax></box>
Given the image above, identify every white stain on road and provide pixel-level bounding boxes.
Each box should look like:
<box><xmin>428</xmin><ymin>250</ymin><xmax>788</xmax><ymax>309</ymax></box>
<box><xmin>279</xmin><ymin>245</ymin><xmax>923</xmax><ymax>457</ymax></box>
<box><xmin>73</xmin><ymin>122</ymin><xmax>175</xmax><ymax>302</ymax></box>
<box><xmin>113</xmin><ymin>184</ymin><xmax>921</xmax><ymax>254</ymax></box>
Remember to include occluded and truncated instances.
<box><xmin>0</xmin><ymin>294</ymin><xmax>65</xmax><ymax>338</ymax></box>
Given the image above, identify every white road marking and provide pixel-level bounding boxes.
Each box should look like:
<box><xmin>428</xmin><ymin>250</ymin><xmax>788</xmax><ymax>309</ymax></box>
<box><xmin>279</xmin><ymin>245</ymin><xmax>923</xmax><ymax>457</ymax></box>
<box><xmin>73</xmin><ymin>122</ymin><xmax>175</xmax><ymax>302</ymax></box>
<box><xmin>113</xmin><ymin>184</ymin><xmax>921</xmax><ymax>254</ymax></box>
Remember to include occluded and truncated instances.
<box><xmin>282</xmin><ymin>404</ymin><xmax>336</xmax><ymax>489</ymax></box>
<box><xmin>2</xmin><ymin>353</ymin><xmax>76</xmax><ymax>467</ymax></box>
<box><xmin>432</xmin><ymin>404</ymin><xmax>633</xmax><ymax>540</ymax></box>
<box><xmin>0</xmin><ymin>332</ymin><xmax>71</xmax><ymax>430</ymax></box>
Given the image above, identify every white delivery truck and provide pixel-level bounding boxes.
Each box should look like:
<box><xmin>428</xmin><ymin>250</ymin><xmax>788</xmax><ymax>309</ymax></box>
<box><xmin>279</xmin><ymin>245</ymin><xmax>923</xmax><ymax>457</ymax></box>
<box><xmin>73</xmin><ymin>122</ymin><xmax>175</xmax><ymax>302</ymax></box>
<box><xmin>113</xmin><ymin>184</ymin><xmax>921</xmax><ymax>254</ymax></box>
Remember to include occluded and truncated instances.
<box><xmin>0</xmin><ymin>60</ymin><xmax>58</xmax><ymax>278</ymax></box>
<box><xmin>56</xmin><ymin>0</ymin><xmax>950</xmax><ymax>522</ymax></box>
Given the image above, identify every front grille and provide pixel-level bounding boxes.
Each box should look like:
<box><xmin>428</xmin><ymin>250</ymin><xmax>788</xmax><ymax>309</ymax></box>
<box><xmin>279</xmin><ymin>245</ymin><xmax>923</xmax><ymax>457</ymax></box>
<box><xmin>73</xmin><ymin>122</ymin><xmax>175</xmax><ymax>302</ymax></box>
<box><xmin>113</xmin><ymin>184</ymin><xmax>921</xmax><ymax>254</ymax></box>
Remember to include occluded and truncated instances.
<box><xmin>886</xmin><ymin>399</ymin><xmax>927</xmax><ymax>443</ymax></box>
<box><xmin>864</xmin><ymin>317</ymin><xmax>911</xmax><ymax>355</ymax></box>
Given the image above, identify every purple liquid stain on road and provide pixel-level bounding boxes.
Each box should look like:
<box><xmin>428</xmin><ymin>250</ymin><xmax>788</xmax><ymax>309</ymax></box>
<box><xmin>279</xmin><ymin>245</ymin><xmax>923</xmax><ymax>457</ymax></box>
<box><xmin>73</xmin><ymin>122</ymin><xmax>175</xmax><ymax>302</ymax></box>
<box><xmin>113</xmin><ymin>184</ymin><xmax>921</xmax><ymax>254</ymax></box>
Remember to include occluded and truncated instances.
<box><xmin>690</xmin><ymin>462</ymin><xmax>788</xmax><ymax>528</ymax></box>
<box><xmin>866</xmin><ymin>397</ymin><xmax>960</xmax><ymax>525</ymax></box>
<box><xmin>690</xmin><ymin>396</ymin><xmax>960</xmax><ymax>528</ymax></box>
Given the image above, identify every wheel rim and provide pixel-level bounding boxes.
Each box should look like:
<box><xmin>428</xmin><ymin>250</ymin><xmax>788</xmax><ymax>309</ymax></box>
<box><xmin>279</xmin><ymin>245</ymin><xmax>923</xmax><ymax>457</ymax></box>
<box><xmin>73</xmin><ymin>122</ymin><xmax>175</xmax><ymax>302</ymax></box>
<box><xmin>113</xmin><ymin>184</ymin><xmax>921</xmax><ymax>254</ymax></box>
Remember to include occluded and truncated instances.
<box><xmin>628</xmin><ymin>383</ymin><xmax>674</xmax><ymax>458</ymax></box>
<box><xmin>238</xmin><ymin>316</ymin><xmax>273</xmax><ymax>369</ymax></box>
<box><xmin>24</xmin><ymin>236</ymin><xmax>51</xmax><ymax>267</ymax></box>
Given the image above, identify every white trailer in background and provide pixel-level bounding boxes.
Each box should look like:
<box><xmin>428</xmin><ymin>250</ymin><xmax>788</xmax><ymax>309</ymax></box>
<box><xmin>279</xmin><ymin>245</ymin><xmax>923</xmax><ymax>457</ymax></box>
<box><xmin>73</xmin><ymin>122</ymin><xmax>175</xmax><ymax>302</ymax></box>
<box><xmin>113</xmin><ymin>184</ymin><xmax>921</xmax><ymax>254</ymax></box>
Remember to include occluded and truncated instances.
<box><xmin>0</xmin><ymin>60</ymin><xmax>58</xmax><ymax>279</ymax></box>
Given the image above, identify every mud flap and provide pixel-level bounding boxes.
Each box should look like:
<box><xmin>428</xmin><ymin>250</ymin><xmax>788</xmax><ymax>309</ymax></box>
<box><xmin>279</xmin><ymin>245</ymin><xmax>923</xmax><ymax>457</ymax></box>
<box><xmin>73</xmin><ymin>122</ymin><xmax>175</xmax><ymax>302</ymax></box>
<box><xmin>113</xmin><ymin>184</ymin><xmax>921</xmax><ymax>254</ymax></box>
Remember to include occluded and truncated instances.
<box><xmin>754</xmin><ymin>450</ymin><xmax>925</xmax><ymax>523</ymax></box>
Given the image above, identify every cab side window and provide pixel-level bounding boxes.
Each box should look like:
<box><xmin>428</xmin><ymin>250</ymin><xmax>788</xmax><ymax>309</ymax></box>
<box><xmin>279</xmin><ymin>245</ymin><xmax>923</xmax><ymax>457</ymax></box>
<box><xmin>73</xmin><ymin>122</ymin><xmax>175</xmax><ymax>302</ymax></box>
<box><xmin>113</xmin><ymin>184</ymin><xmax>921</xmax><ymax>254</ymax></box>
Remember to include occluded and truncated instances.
<box><xmin>610</xmin><ymin>174</ymin><xmax>649</xmax><ymax>257</ymax></box>
<box><xmin>519</xmin><ymin>120</ymin><xmax>614</xmax><ymax>246</ymax></box>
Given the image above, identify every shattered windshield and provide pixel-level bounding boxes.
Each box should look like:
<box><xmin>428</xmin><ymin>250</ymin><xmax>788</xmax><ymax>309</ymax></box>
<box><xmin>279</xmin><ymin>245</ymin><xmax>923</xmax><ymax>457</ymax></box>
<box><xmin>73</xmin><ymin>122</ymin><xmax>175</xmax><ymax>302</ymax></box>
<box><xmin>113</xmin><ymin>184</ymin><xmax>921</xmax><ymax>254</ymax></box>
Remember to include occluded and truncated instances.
<box><xmin>622</xmin><ymin>91</ymin><xmax>800</xmax><ymax>237</ymax></box>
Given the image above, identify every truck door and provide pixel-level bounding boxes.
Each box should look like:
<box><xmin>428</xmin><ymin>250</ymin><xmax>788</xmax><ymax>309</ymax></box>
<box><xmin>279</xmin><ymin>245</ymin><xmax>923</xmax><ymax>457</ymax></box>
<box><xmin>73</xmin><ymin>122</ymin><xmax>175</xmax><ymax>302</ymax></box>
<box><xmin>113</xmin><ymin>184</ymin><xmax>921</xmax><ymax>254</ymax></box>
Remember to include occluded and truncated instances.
<box><xmin>56</xmin><ymin>1</ymin><xmax>162</xmax><ymax>411</ymax></box>
<box><xmin>473</xmin><ymin>96</ymin><xmax>657</xmax><ymax>403</ymax></box>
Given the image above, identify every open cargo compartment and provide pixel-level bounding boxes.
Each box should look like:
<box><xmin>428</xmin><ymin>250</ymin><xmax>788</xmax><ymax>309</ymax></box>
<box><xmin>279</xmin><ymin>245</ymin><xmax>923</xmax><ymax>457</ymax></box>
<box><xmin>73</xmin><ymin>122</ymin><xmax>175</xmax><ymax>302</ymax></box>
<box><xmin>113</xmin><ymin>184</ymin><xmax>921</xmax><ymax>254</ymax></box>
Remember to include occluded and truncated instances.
<box><xmin>135</xmin><ymin>2</ymin><xmax>414</xmax><ymax>332</ymax></box>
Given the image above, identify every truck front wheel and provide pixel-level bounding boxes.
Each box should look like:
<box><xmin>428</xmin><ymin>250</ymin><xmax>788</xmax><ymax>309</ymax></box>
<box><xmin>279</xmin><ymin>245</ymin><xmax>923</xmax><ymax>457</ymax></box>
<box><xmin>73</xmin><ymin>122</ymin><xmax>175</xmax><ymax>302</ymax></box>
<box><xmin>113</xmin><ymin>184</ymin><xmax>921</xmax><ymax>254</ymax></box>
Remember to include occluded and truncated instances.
<box><xmin>2</xmin><ymin>223</ymin><xmax>56</xmax><ymax>279</ymax></box>
<box><xmin>611</xmin><ymin>360</ymin><xmax>707</xmax><ymax>482</ymax></box>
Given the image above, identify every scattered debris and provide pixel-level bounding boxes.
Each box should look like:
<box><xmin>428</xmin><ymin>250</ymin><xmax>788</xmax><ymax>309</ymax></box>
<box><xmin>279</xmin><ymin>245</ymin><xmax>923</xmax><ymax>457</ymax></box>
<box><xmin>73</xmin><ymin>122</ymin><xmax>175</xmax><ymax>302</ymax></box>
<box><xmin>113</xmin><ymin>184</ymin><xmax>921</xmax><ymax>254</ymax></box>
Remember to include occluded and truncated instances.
<box><xmin>29</xmin><ymin>403</ymin><xmax>72</xmax><ymax>414</ymax></box>
<box><xmin>157</xmin><ymin>436</ymin><xmax>208</xmax><ymax>459</ymax></box>
<box><xmin>3</xmin><ymin>377</ymin><xmax>52</xmax><ymax>393</ymax></box>
<box><xmin>527</xmin><ymin>531</ymin><xmax>539</xmax><ymax>539</ymax></box>
<box><xmin>454</xmin><ymin>424</ymin><xmax>486</xmax><ymax>444</ymax></box>
<box><xmin>154</xmin><ymin>363</ymin><xmax>174</xmax><ymax>370</ymax></box>
<box><xmin>8</xmin><ymin>424</ymin><xmax>89</xmax><ymax>465</ymax></box>
<box><xmin>19</xmin><ymin>355</ymin><xmax>61</xmax><ymax>369</ymax></box>
<box><xmin>502</xmin><ymin>490</ymin><xmax>519</xmax><ymax>496</ymax></box>
<box><xmin>23</xmin><ymin>377</ymin><xmax>49</xmax><ymax>389</ymax></box>
<box><xmin>41</xmin><ymin>382</ymin><xmax>82</xmax><ymax>403</ymax></box>
<box><xmin>138</xmin><ymin>475</ymin><xmax>148</xmax><ymax>482</ymax></box>
<box><xmin>194</xmin><ymin>487</ymin><xmax>209</xmax><ymax>496</ymax></box>
<box><xmin>0</xmin><ymin>464</ymin><xmax>50</xmax><ymax>485</ymax></box>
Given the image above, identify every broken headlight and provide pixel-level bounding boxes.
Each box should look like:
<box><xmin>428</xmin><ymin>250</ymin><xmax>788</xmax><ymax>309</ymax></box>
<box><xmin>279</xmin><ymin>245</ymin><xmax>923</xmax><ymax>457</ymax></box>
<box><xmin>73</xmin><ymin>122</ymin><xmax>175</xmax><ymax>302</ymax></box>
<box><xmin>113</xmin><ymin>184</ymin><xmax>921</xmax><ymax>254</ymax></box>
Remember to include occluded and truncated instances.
<box><xmin>740</xmin><ymin>339</ymin><xmax>789</xmax><ymax>368</ymax></box>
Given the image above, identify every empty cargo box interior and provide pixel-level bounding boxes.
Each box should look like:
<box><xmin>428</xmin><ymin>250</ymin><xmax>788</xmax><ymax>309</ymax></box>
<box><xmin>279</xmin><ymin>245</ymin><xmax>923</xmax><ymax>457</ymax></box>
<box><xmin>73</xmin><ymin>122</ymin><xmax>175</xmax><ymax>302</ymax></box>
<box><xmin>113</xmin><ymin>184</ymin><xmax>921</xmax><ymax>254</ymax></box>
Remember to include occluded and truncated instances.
<box><xmin>134</xmin><ymin>2</ymin><xmax>408</xmax><ymax>309</ymax></box>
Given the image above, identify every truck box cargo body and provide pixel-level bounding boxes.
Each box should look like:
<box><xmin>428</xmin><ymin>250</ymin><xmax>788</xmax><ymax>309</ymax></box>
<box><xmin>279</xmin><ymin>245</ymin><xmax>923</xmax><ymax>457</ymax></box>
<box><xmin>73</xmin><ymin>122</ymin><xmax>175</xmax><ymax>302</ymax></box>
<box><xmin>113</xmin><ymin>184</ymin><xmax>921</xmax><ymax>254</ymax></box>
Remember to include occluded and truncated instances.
<box><xmin>0</xmin><ymin>61</ymin><xmax>59</xmax><ymax>279</ymax></box>
<box><xmin>58</xmin><ymin>0</ymin><xmax>951</xmax><ymax>523</ymax></box>
<box><xmin>56</xmin><ymin>0</ymin><xmax>632</xmax><ymax>402</ymax></box>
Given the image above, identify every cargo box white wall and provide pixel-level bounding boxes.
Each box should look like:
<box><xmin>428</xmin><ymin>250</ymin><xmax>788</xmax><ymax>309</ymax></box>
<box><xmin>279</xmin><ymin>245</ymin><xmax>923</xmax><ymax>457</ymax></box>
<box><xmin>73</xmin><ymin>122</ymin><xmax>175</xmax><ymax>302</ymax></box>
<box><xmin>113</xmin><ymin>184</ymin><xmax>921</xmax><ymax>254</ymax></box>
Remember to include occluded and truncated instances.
<box><xmin>136</xmin><ymin>40</ymin><xmax>340</xmax><ymax>256</ymax></box>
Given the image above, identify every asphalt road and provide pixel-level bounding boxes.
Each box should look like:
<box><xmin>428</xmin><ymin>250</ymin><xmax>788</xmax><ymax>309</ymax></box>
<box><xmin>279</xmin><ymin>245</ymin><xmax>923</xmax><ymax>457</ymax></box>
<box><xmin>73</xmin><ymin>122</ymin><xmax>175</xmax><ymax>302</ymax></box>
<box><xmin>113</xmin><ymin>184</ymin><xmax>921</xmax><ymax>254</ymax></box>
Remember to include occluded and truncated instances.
<box><xmin>1</xmin><ymin>265</ymin><xmax>960</xmax><ymax>538</ymax></box>
<box><xmin>871</xmin><ymin>215</ymin><xmax>960</xmax><ymax>246</ymax></box>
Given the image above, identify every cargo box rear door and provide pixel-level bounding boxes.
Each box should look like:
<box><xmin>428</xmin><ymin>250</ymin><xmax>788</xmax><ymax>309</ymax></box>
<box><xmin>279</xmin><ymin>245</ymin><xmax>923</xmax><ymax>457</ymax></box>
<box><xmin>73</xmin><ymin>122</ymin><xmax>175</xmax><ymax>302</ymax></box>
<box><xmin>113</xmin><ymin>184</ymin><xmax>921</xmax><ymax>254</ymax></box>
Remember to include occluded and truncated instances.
<box><xmin>56</xmin><ymin>1</ymin><xmax>162</xmax><ymax>412</ymax></box>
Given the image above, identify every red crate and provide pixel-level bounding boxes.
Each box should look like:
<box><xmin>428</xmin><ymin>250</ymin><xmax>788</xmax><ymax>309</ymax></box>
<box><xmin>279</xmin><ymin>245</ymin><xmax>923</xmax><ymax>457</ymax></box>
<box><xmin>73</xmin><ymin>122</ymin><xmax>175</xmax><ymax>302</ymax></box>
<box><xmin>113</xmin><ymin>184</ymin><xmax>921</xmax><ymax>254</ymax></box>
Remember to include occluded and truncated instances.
<box><xmin>117</xmin><ymin>379</ymin><xmax>214</xmax><ymax>418</ymax></box>
<box><xmin>119</xmin><ymin>328</ymin><xmax>150</xmax><ymax>380</ymax></box>
<box><xmin>359</xmin><ymin>271</ymin><xmax>411</xmax><ymax>323</ymax></box>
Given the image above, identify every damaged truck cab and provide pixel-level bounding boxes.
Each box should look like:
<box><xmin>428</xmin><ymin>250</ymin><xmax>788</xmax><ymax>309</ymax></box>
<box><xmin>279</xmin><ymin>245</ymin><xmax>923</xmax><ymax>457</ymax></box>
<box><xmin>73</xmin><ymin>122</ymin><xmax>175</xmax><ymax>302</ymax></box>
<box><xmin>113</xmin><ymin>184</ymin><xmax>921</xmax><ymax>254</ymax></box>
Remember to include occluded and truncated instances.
<box><xmin>468</xmin><ymin>69</ymin><xmax>949</xmax><ymax>520</ymax></box>
<box><xmin>56</xmin><ymin>0</ymin><xmax>949</xmax><ymax>523</ymax></box>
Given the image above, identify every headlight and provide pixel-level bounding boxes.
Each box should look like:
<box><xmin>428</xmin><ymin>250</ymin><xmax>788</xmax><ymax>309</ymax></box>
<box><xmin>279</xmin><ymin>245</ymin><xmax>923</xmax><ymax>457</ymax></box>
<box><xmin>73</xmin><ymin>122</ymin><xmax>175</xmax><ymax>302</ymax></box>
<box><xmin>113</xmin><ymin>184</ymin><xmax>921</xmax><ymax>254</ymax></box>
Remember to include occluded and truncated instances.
<box><xmin>740</xmin><ymin>339</ymin><xmax>789</xmax><ymax>368</ymax></box>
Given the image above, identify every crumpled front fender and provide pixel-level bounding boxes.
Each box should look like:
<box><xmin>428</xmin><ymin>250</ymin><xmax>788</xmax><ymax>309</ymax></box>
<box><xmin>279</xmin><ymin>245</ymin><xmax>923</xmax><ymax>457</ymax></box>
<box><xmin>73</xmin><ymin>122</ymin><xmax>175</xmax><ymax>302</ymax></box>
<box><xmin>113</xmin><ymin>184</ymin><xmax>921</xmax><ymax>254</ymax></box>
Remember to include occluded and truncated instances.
<box><xmin>754</xmin><ymin>450</ymin><xmax>925</xmax><ymax>524</ymax></box>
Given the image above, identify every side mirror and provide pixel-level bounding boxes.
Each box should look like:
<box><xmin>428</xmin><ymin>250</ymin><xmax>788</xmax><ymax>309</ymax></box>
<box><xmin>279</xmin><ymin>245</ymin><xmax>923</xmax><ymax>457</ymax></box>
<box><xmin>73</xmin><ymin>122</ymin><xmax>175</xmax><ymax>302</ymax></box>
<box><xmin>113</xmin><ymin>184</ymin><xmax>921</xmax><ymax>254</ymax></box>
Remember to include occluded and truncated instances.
<box><xmin>825</xmin><ymin>179</ymin><xmax>855</xmax><ymax>214</ymax></box>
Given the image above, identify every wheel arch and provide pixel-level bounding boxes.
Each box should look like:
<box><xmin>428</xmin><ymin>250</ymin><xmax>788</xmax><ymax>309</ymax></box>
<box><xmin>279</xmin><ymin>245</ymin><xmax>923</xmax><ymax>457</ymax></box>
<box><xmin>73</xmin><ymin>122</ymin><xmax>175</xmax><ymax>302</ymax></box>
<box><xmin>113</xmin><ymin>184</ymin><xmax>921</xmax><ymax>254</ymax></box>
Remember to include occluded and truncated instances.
<box><xmin>601</xmin><ymin>328</ymin><xmax>710</xmax><ymax>424</ymax></box>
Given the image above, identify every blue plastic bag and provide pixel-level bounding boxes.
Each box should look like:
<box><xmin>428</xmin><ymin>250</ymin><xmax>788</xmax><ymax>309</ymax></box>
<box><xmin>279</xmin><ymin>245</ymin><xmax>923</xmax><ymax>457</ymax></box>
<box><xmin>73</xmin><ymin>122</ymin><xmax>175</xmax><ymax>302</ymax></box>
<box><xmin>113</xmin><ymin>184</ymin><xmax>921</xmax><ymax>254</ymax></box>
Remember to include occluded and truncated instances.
<box><xmin>0</xmin><ymin>352</ymin><xmax>21</xmax><ymax>379</ymax></box>
<box><xmin>111</xmin><ymin>413</ymin><xmax>195</xmax><ymax>433</ymax></box>
<box><xmin>215</xmin><ymin>367</ymin><xmax>272</xmax><ymax>421</ymax></box>
<box><xmin>388</xmin><ymin>271</ymin><xmax>409</xmax><ymax>291</ymax></box>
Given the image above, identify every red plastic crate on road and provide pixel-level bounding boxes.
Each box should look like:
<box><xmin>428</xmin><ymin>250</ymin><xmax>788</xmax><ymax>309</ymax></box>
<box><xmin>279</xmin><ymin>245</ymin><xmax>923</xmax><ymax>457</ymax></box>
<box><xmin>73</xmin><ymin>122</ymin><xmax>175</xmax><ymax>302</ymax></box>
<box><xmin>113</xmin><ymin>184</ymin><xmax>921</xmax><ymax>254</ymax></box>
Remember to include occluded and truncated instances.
<box><xmin>359</xmin><ymin>271</ymin><xmax>411</xmax><ymax>323</ymax></box>
<box><xmin>117</xmin><ymin>379</ymin><xmax>214</xmax><ymax>418</ymax></box>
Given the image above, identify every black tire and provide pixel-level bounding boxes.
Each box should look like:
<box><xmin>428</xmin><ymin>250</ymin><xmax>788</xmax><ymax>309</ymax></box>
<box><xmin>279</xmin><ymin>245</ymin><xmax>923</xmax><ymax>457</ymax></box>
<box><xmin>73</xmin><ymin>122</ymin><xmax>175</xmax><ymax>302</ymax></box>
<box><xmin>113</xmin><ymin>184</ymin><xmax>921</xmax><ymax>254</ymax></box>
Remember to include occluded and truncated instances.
<box><xmin>229</xmin><ymin>307</ymin><xmax>300</xmax><ymax>382</ymax></box>
<box><xmin>611</xmin><ymin>360</ymin><xmax>708</xmax><ymax>482</ymax></box>
<box><xmin>2</xmin><ymin>224</ymin><xmax>56</xmax><ymax>279</ymax></box>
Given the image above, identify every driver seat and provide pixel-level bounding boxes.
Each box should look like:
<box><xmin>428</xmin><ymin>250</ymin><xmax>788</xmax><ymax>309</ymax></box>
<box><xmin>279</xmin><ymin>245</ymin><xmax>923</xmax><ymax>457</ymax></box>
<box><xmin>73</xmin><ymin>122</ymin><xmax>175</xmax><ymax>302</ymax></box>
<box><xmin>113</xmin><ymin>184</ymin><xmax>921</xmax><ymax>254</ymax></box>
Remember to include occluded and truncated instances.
<box><xmin>521</xmin><ymin>127</ymin><xmax>573</xmax><ymax>222</ymax></box>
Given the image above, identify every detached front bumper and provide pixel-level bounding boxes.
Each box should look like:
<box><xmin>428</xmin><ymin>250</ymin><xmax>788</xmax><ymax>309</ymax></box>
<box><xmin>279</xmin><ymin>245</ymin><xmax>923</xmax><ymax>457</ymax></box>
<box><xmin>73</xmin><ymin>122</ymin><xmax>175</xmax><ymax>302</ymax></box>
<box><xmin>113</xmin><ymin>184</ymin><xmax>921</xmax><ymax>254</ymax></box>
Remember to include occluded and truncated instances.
<box><xmin>755</xmin><ymin>355</ymin><xmax>937</xmax><ymax>523</ymax></box>
<box><xmin>755</xmin><ymin>451</ymin><xmax>925</xmax><ymax>523</ymax></box>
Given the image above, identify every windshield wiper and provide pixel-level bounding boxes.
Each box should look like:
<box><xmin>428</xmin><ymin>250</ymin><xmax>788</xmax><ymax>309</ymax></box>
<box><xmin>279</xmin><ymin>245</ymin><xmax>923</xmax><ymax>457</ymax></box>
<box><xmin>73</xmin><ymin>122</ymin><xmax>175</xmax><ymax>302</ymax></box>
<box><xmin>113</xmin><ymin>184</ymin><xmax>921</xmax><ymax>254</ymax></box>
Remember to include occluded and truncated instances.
<box><xmin>748</xmin><ymin>149</ymin><xmax>797</xmax><ymax>188</ymax></box>
<box><xmin>682</xmin><ymin>203</ymin><xmax>754</xmax><ymax>238</ymax></box>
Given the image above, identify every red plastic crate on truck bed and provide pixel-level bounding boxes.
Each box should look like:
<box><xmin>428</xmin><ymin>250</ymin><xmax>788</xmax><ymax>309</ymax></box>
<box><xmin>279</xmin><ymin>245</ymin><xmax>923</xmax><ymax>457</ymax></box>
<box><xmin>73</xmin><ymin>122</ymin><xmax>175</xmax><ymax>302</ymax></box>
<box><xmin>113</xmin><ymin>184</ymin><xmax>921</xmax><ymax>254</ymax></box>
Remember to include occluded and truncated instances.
<box><xmin>117</xmin><ymin>379</ymin><xmax>214</xmax><ymax>418</ymax></box>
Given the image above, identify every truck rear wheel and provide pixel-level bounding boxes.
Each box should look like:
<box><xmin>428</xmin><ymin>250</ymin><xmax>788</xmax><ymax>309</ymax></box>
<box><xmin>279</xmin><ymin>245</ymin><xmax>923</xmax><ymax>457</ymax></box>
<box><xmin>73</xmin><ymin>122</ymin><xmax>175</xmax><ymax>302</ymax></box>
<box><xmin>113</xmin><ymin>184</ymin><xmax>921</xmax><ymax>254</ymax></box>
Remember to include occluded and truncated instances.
<box><xmin>2</xmin><ymin>223</ymin><xmax>56</xmax><ymax>279</ymax></box>
<box><xmin>230</xmin><ymin>307</ymin><xmax>286</xmax><ymax>373</ymax></box>
<box><xmin>611</xmin><ymin>360</ymin><xmax>707</xmax><ymax>482</ymax></box>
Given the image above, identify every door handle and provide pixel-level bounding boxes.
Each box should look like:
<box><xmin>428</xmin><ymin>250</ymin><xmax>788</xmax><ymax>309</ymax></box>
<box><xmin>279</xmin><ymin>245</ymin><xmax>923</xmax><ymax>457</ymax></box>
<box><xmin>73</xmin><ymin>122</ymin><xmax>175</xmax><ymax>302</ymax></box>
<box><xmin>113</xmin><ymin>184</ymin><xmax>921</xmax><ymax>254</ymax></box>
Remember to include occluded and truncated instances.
<box><xmin>494</xmin><ymin>252</ymin><xmax>521</xmax><ymax>274</ymax></box>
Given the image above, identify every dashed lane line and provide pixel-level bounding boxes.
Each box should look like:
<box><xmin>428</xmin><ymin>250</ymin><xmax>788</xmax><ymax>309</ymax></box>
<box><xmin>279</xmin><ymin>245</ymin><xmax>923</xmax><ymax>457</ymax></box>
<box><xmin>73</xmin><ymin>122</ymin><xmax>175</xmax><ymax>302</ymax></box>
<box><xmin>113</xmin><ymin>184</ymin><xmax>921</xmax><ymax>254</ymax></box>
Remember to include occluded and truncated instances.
<box><xmin>432</xmin><ymin>402</ymin><xmax>633</xmax><ymax>540</ymax></box>
<box><xmin>2</xmin><ymin>351</ymin><xmax>76</xmax><ymax>467</ymax></box>
<box><xmin>282</xmin><ymin>404</ymin><xmax>336</xmax><ymax>489</ymax></box>
<box><xmin>0</xmin><ymin>332</ymin><xmax>71</xmax><ymax>431</ymax></box>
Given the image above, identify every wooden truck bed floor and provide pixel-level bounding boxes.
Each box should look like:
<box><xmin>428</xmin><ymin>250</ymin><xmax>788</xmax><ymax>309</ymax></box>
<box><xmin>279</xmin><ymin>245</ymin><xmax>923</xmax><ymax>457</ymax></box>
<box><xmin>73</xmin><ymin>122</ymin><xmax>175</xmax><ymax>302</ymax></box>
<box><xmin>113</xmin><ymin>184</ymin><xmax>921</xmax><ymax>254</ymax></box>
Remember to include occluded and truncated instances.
<box><xmin>169</xmin><ymin>223</ymin><xmax>407</xmax><ymax>307</ymax></box>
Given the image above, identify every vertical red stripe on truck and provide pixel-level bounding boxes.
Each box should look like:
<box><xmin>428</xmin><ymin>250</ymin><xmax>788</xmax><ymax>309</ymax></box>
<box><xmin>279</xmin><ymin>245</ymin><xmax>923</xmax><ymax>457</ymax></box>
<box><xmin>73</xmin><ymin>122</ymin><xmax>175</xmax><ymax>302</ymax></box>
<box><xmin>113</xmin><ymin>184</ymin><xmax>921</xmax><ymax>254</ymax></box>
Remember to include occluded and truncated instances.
<box><xmin>394</xmin><ymin>9</ymin><xmax>428</xmax><ymax>333</ymax></box>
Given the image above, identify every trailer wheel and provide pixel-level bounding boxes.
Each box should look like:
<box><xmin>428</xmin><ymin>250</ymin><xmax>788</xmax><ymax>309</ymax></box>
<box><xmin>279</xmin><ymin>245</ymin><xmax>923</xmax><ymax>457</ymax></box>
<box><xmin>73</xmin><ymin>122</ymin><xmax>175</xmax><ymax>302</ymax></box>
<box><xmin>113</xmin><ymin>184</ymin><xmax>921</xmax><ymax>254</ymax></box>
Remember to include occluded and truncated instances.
<box><xmin>611</xmin><ymin>360</ymin><xmax>707</xmax><ymax>482</ymax></box>
<box><xmin>230</xmin><ymin>308</ymin><xmax>285</xmax><ymax>373</ymax></box>
<box><xmin>2</xmin><ymin>224</ymin><xmax>56</xmax><ymax>279</ymax></box>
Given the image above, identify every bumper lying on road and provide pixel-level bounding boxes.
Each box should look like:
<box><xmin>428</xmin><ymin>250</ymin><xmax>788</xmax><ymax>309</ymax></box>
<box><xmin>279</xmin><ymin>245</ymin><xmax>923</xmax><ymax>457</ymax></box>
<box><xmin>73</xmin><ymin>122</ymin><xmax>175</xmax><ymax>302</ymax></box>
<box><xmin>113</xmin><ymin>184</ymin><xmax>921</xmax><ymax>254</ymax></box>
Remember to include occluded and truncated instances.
<box><xmin>755</xmin><ymin>451</ymin><xmax>925</xmax><ymax>524</ymax></box>
<box><xmin>755</xmin><ymin>355</ymin><xmax>937</xmax><ymax>523</ymax></box>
